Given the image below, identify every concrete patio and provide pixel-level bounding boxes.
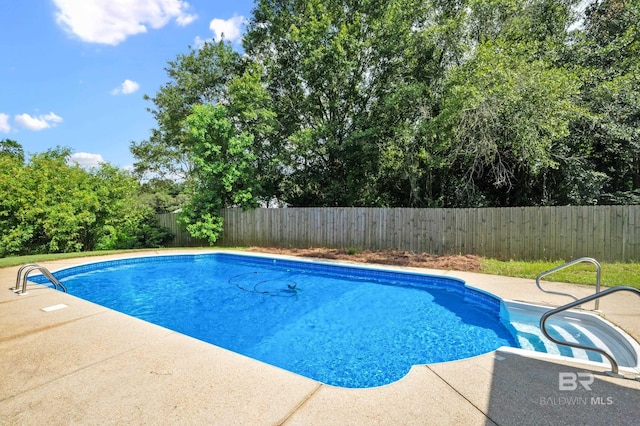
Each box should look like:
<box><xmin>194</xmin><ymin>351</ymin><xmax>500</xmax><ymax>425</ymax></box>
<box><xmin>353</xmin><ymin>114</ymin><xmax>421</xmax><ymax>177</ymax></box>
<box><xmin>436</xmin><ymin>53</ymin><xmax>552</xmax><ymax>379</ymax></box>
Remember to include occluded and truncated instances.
<box><xmin>2</xmin><ymin>250</ymin><xmax>639</xmax><ymax>425</ymax></box>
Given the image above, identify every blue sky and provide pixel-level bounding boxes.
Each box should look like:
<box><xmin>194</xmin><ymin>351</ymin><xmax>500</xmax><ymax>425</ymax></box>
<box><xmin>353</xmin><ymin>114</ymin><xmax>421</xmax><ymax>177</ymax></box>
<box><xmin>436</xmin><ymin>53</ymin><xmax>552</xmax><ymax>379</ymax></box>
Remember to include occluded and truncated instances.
<box><xmin>1</xmin><ymin>0</ymin><xmax>255</xmax><ymax>169</ymax></box>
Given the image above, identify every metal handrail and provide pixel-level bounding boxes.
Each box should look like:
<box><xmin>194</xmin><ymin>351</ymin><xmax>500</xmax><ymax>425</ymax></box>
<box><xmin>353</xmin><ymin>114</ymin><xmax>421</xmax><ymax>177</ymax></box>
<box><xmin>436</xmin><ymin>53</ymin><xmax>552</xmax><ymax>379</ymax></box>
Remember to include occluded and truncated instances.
<box><xmin>11</xmin><ymin>263</ymin><xmax>40</xmax><ymax>291</ymax></box>
<box><xmin>536</xmin><ymin>257</ymin><xmax>602</xmax><ymax>310</ymax></box>
<box><xmin>13</xmin><ymin>264</ymin><xmax>66</xmax><ymax>295</ymax></box>
<box><xmin>540</xmin><ymin>286</ymin><xmax>640</xmax><ymax>378</ymax></box>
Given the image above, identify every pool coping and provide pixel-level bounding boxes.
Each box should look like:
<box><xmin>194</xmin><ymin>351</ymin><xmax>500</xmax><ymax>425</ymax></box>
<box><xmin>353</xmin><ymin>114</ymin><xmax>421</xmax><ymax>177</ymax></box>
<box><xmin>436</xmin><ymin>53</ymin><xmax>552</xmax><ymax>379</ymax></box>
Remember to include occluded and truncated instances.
<box><xmin>2</xmin><ymin>249</ymin><xmax>640</xmax><ymax>425</ymax></box>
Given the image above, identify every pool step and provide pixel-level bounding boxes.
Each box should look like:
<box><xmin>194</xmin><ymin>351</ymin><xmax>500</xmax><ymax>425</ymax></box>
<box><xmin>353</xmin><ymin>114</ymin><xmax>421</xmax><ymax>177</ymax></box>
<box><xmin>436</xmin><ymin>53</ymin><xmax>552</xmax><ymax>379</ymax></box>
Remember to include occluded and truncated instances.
<box><xmin>510</xmin><ymin>319</ymin><xmax>605</xmax><ymax>363</ymax></box>
<box><xmin>504</xmin><ymin>302</ymin><xmax>640</xmax><ymax>369</ymax></box>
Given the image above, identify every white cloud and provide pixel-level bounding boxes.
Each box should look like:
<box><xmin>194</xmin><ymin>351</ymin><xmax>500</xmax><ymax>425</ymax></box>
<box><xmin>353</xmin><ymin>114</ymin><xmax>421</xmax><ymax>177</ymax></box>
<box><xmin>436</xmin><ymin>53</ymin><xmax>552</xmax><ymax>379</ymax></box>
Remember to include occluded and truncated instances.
<box><xmin>112</xmin><ymin>79</ymin><xmax>140</xmax><ymax>95</ymax></box>
<box><xmin>176</xmin><ymin>12</ymin><xmax>197</xmax><ymax>26</ymax></box>
<box><xmin>68</xmin><ymin>152</ymin><xmax>105</xmax><ymax>168</ymax></box>
<box><xmin>0</xmin><ymin>113</ymin><xmax>10</xmax><ymax>133</ymax></box>
<box><xmin>14</xmin><ymin>112</ymin><xmax>63</xmax><ymax>131</ymax></box>
<box><xmin>53</xmin><ymin>0</ymin><xmax>198</xmax><ymax>45</ymax></box>
<box><xmin>209</xmin><ymin>15</ymin><xmax>245</xmax><ymax>43</ymax></box>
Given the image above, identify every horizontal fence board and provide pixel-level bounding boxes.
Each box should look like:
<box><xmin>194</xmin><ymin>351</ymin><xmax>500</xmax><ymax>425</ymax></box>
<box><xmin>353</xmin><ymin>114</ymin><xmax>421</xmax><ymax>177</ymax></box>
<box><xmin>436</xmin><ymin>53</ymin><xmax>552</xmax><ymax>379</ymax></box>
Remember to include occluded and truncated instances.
<box><xmin>157</xmin><ymin>206</ymin><xmax>640</xmax><ymax>262</ymax></box>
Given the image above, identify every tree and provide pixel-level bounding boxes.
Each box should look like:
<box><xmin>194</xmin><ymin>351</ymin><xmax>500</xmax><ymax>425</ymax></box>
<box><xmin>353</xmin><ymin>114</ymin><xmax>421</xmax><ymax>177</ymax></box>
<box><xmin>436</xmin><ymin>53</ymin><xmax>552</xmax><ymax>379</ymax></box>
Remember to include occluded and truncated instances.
<box><xmin>570</xmin><ymin>0</ymin><xmax>640</xmax><ymax>203</ymax></box>
<box><xmin>89</xmin><ymin>164</ymin><xmax>171</xmax><ymax>250</ymax></box>
<box><xmin>134</xmin><ymin>0</ymin><xmax>638</xmax><ymax>209</ymax></box>
<box><xmin>0</xmin><ymin>141</ymin><xmax>29</xmax><ymax>254</ymax></box>
<box><xmin>0</xmin><ymin>138</ymin><xmax>24</xmax><ymax>163</ymax></box>
<box><xmin>432</xmin><ymin>41</ymin><xmax>583</xmax><ymax>206</ymax></box>
<box><xmin>0</xmin><ymin>146</ymin><xmax>172</xmax><ymax>257</ymax></box>
<box><xmin>225</xmin><ymin>62</ymin><xmax>279</xmax><ymax>202</ymax></box>
<box><xmin>9</xmin><ymin>147</ymin><xmax>97</xmax><ymax>253</ymax></box>
<box><xmin>179</xmin><ymin>104</ymin><xmax>259</xmax><ymax>244</ymax></box>
<box><xmin>139</xmin><ymin>178</ymin><xmax>189</xmax><ymax>214</ymax></box>
<box><xmin>130</xmin><ymin>41</ymin><xmax>242</xmax><ymax>183</ymax></box>
<box><xmin>367</xmin><ymin>0</ymin><xmax>469</xmax><ymax>207</ymax></box>
<box><xmin>243</xmin><ymin>0</ymin><xmax>450</xmax><ymax>206</ymax></box>
<box><xmin>241</xmin><ymin>0</ymin><xmax>585</xmax><ymax>207</ymax></box>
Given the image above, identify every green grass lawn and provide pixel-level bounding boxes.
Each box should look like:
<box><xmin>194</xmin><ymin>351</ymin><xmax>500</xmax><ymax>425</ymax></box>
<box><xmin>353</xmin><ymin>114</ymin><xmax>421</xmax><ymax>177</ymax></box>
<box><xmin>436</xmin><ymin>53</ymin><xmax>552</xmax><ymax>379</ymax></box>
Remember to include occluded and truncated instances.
<box><xmin>481</xmin><ymin>258</ymin><xmax>640</xmax><ymax>289</ymax></box>
<box><xmin>2</xmin><ymin>247</ymin><xmax>639</xmax><ymax>289</ymax></box>
<box><xmin>0</xmin><ymin>247</ymin><xmax>242</xmax><ymax>269</ymax></box>
<box><xmin>0</xmin><ymin>249</ymin><xmax>154</xmax><ymax>269</ymax></box>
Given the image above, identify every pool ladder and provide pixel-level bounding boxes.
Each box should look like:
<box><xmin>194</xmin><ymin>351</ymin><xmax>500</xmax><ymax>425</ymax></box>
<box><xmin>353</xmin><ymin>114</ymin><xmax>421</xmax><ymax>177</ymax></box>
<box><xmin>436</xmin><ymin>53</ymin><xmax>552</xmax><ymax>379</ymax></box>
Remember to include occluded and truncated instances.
<box><xmin>536</xmin><ymin>257</ymin><xmax>639</xmax><ymax>379</ymax></box>
<box><xmin>11</xmin><ymin>264</ymin><xmax>67</xmax><ymax>295</ymax></box>
<box><xmin>540</xmin><ymin>286</ymin><xmax>640</xmax><ymax>380</ymax></box>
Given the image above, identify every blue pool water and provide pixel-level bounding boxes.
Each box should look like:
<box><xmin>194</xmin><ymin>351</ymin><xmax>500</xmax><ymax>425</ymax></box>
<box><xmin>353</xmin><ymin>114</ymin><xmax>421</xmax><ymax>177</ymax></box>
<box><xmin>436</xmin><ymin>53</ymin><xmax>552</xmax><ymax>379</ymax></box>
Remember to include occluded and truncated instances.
<box><xmin>36</xmin><ymin>253</ymin><xmax>517</xmax><ymax>388</ymax></box>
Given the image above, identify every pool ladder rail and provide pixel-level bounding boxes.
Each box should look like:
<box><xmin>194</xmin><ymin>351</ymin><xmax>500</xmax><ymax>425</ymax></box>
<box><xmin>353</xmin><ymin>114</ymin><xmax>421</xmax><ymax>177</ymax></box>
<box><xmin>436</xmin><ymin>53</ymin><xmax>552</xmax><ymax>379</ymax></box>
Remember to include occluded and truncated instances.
<box><xmin>540</xmin><ymin>286</ymin><xmax>640</xmax><ymax>380</ymax></box>
<box><xmin>535</xmin><ymin>257</ymin><xmax>602</xmax><ymax>310</ymax></box>
<box><xmin>536</xmin><ymin>257</ymin><xmax>640</xmax><ymax>380</ymax></box>
<box><xmin>11</xmin><ymin>263</ymin><xmax>67</xmax><ymax>295</ymax></box>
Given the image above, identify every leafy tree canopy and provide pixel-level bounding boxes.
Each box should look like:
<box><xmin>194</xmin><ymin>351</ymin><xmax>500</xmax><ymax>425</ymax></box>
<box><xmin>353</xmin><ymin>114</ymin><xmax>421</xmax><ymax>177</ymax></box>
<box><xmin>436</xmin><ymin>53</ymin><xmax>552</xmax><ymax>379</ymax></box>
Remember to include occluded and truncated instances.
<box><xmin>0</xmin><ymin>138</ymin><xmax>25</xmax><ymax>163</ymax></box>
<box><xmin>179</xmin><ymin>104</ymin><xmax>259</xmax><ymax>244</ymax></box>
<box><xmin>0</xmin><ymin>143</ymin><xmax>172</xmax><ymax>257</ymax></box>
<box><xmin>132</xmin><ymin>0</ymin><xmax>640</xmax><ymax>215</ymax></box>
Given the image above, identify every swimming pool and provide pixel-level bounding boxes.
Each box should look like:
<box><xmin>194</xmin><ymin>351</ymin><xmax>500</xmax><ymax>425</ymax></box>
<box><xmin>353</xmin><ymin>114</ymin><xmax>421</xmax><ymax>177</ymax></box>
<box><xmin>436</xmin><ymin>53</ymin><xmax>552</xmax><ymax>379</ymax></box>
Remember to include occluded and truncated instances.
<box><xmin>27</xmin><ymin>252</ymin><xmax>638</xmax><ymax>387</ymax></box>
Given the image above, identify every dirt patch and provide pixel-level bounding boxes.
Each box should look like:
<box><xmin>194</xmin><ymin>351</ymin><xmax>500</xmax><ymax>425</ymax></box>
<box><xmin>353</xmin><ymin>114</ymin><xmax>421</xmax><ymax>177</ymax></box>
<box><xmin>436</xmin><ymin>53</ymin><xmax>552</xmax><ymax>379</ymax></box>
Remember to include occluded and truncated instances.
<box><xmin>244</xmin><ymin>247</ymin><xmax>482</xmax><ymax>272</ymax></box>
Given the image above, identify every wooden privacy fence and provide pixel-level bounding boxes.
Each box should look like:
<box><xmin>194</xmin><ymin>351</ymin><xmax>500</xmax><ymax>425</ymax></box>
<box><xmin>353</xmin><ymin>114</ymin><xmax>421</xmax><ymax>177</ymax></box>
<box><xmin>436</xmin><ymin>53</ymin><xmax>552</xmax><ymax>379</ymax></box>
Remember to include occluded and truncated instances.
<box><xmin>156</xmin><ymin>213</ymin><xmax>209</xmax><ymax>247</ymax></box>
<box><xmin>158</xmin><ymin>205</ymin><xmax>640</xmax><ymax>262</ymax></box>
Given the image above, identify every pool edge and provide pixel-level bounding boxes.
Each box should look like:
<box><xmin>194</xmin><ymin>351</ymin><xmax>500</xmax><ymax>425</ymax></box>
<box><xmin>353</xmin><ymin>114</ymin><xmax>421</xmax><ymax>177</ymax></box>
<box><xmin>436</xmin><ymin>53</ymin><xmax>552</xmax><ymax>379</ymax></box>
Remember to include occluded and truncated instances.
<box><xmin>4</xmin><ymin>249</ymin><xmax>640</xmax><ymax>424</ymax></box>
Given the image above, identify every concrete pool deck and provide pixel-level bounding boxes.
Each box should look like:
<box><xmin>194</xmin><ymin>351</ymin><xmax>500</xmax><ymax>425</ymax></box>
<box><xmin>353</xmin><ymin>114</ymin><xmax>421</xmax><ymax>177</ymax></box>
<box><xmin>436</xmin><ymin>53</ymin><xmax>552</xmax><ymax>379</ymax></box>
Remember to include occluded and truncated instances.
<box><xmin>1</xmin><ymin>249</ymin><xmax>639</xmax><ymax>425</ymax></box>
